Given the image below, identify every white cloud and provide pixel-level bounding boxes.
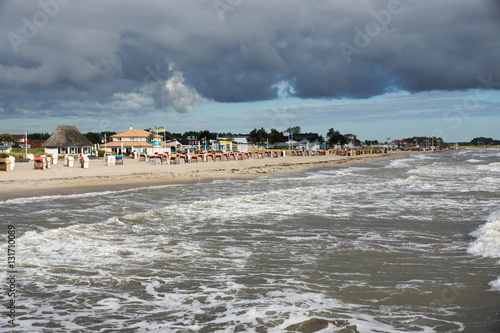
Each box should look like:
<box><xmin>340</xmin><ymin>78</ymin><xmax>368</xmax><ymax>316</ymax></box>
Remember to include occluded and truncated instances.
<box><xmin>111</xmin><ymin>92</ymin><xmax>154</xmax><ymax>110</ymax></box>
<box><xmin>158</xmin><ymin>70</ymin><xmax>207</xmax><ymax>113</ymax></box>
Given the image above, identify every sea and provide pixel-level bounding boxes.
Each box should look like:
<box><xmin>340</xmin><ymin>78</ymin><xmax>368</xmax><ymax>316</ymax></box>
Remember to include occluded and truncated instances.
<box><xmin>2</xmin><ymin>149</ymin><xmax>500</xmax><ymax>332</ymax></box>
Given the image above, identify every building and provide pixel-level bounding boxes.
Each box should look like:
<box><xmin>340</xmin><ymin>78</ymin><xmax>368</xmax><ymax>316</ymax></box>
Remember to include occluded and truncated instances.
<box><xmin>164</xmin><ymin>139</ymin><xmax>182</xmax><ymax>152</ymax></box>
<box><xmin>11</xmin><ymin>135</ymin><xmax>45</xmax><ymax>149</ymax></box>
<box><xmin>43</xmin><ymin>125</ymin><xmax>93</xmax><ymax>155</ymax></box>
<box><xmin>104</xmin><ymin>127</ymin><xmax>170</xmax><ymax>155</ymax></box>
<box><xmin>178</xmin><ymin>138</ymin><xmax>205</xmax><ymax>153</ymax></box>
<box><xmin>296</xmin><ymin>139</ymin><xmax>322</xmax><ymax>151</ymax></box>
<box><xmin>0</xmin><ymin>145</ymin><xmax>12</xmax><ymax>153</ymax></box>
<box><xmin>211</xmin><ymin>135</ymin><xmax>249</xmax><ymax>152</ymax></box>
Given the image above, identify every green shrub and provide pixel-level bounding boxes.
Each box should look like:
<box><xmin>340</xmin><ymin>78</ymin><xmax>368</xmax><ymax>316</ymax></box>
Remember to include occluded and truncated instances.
<box><xmin>8</xmin><ymin>152</ymin><xmax>25</xmax><ymax>160</ymax></box>
<box><xmin>11</xmin><ymin>148</ymin><xmax>45</xmax><ymax>158</ymax></box>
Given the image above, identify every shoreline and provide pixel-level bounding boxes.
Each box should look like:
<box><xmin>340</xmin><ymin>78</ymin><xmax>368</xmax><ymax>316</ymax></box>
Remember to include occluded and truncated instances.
<box><xmin>0</xmin><ymin>150</ymin><xmax>442</xmax><ymax>200</ymax></box>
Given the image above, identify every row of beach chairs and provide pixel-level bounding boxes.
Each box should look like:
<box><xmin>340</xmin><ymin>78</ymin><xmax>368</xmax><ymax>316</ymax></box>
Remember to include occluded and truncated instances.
<box><xmin>141</xmin><ymin>151</ymin><xmax>286</xmax><ymax>165</ymax></box>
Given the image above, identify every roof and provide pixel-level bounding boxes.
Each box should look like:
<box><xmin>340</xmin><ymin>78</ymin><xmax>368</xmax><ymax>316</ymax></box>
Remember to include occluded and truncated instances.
<box><xmin>111</xmin><ymin>129</ymin><xmax>161</xmax><ymax>138</ymax></box>
<box><xmin>103</xmin><ymin>142</ymin><xmax>154</xmax><ymax>148</ymax></box>
<box><xmin>164</xmin><ymin>139</ymin><xmax>182</xmax><ymax>147</ymax></box>
<box><xmin>177</xmin><ymin>139</ymin><xmax>198</xmax><ymax>145</ymax></box>
<box><xmin>293</xmin><ymin>133</ymin><xmax>319</xmax><ymax>141</ymax></box>
<box><xmin>26</xmin><ymin>140</ymin><xmax>45</xmax><ymax>148</ymax></box>
<box><xmin>0</xmin><ymin>145</ymin><xmax>11</xmax><ymax>148</ymax></box>
<box><xmin>43</xmin><ymin>125</ymin><xmax>93</xmax><ymax>148</ymax></box>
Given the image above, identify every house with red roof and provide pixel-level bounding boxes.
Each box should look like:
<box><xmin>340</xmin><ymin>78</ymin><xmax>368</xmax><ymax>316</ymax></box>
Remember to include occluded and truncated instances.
<box><xmin>103</xmin><ymin>126</ymin><xmax>171</xmax><ymax>156</ymax></box>
<box><xmin>11</xmin><ymin>135</ymin><xmax>45</xmax><ymax>149</ymax></box>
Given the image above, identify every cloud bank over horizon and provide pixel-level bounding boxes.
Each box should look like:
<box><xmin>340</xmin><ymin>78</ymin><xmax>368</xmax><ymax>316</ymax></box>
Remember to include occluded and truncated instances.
<box><xmin>0</xmin><ymin>0</ymin><xmax>499</xmax><ymax>133</ymax></box>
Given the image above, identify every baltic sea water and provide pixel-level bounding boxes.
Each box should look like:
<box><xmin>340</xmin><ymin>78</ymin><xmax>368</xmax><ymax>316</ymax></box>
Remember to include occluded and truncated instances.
<box><xmin>2</xmin><ymin>149</ymin><xmax>500</xmax><ymax>332</ymax></box>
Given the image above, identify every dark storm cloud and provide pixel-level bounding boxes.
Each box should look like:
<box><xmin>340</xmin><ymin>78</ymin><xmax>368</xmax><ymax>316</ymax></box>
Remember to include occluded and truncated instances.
<box><xmin>0</xmin><ymin>0</ymin><xmax>499</xmax><ymax>115</ymax></box>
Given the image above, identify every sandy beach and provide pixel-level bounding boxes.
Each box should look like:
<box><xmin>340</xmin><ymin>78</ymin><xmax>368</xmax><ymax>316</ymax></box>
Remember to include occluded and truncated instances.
<box><xmin>0</xmin><ymin>150</ymin><xmax>436</xmax><ymax>199</ymax></box>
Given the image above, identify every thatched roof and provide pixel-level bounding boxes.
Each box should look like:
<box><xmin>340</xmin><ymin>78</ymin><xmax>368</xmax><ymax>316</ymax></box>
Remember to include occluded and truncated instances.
<box><xmin>43</xmin><ymin>125</ymin><xmax>92</xmax><ymax>147</ymax></box>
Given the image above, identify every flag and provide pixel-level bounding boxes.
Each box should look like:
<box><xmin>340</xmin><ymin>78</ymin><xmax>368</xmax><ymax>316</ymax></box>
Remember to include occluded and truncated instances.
<box><xmin>151</xmin><ymin>126</ymin><xmax>165</xmax><ymax>133</ymax></box>
<box><xmin>386</xmin><ymin>138</ymin><xmax>391</xmax><ymax>141</ymax></box>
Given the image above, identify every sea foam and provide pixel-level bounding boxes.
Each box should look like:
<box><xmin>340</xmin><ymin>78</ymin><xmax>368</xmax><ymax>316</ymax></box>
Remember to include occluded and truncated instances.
<box><xmin>468</xmin><ymin>209</ymin><xmax>500</xmax><ymax>259</ymax></box>
<box><xmin>477</xmin><ymin>162</ymin><xmax>500</xmax><ymax>173</ymax></box>
<box><xmin>489</xmin><ymin>277</ymin><xmax>500</xmax><ymax>292</ymax></box>
<box><xmin>0</xmin><ymin>184</ymin><xmax>177</xmax><ymax>205</ymax></box>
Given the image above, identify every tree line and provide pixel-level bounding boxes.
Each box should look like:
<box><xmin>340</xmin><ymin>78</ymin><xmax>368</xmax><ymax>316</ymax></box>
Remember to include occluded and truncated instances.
<box><xmin>0</xmin><ymin>127</ymin><xmax>357</xmax><ymax>147</ymax></box>
<box><xmin>469</xmin><ymin>137</ymin><xmax>500</xmax><ymax>145</ymax></box>
<box><xmin>3</xmin><ymin>129</ymin><xmax>480</xmax><ymax>148</ymax></box>
<box><xmin>83</xmin><ymin>130</ymin><xmax>238</xmax><ymax>144</ymax></box>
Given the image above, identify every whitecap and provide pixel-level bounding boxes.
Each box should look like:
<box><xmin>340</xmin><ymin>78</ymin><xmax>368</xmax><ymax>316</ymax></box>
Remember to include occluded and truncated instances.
<box><xmin>0</xmin><ymin>184</ymin><xmax>178</xmax><ymax>205</ymax></box>
<box><xmin>478</xmin><ymin>162</ymin><xmax>500</xmax><ymax>173</ymax></box>
<box><xmin>489</xmin><ymin>277</ymin><xmax>500</xmax><ymax>291</ymax></box>
<box><xmin>468</xmin><ymin>209</ymin><xmax>500</xmax><ymax>259</ymax></box>
<box><xmin>96</xmin><ymin>297</ymin><xmax>122</xmax><ymax>310</ymax></box>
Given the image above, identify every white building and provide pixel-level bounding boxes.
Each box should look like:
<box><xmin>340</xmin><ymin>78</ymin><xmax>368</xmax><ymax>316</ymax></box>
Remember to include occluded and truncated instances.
<box><xmin>104</xmin><ymin>127</ymin><xmax>170</xmax><ymax>155</ymax></box>
<box><xmin>296</xmin><ymin>139</ymin><xmax>321</xmax><ymax>151</ymax></box>
<box><xmin>43</xmin><ymin>125</ymin><xmax>93</xmax><ymax>155</ymax></box>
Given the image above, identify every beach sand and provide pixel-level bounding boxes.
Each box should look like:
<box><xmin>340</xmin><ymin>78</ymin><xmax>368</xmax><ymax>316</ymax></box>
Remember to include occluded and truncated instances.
<box><xmin>0</xmin><ymin>151</ymin><xmax>434</xmax><ymax>199</ymax></box>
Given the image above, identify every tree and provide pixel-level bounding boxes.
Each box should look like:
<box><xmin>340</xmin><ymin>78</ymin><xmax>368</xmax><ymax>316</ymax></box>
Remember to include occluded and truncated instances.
<box><xmin>165</xmin><ymin>131</ymin><xmax>182</xmax><ymax>139</ymax></box>
<box><xmin>0</xmin><ymin>133</ymin><xmax>14</xmax><ymax>145</ymax></box>
<box><xmin>345</xmin><ymin>134</ymin><xmax>361</xmax><ymax>146</ymax></box>
<box><xmin>247</xmin><ymin>129</ymin><xmax>258</xmax><ymax>145</ymax></box>
<box><xmin>182</xmin><ymin>130</ymin><xmax>199</xmax><ymax>139</ymax></box>
<box><xmin>198</xmin><ymin>130</ymin><xmax>217</xmax><ymax>141</ymax></box>
<box><xmin>286</xmin><ymin>126</ymin><xmax>301</xmax><ymax>134</ymax></box>
<box><xmin>257</xmin><ymin>128</ymin><xmax>269</xmax><ymax>146</ymax></box>
<box><xmin>248</xmin><ymin>127</ymin><xmax>268</xmax><ymax>146</ymax></box>
<box><xmin>147</xmin><ymin>132</ymin><xmax>156</xmax><ymax>142</ymax></box>
<box><xmin>470</xmin><ymin>137</ymin><xmax>500</xmax><ymax>145</ymax></box>
<box><xmin>268</xmin><ymin>128</ymin><xmax>286</xmax><ymax>145</ymax></box>
<box><xmin>27</xmin><ymin>132</ymin><xmax>51</xmax><ymax>140</ymax></box>
<box><xmin>85</xmin><ymin>132</ymin><xmax>102</xmax><ymax>144</ymax></box>
<box><xmin>100</xmin><ymin>131</ymin><xmax>117</xmax><ymax>142</ymax></box>
<box><xmin>365</xmin><ymin>140</ymin><xmax>379</xmax><ymax>146</ymax></box>
<box><xmin>318</xmin><ymin>135</ymin><xmax>325</xmax><ymax>144</ymax></box>
<box><xmin>326</xmin><ymin>128</ymin><xmax>346</xmax><ymax>146</ymax></box>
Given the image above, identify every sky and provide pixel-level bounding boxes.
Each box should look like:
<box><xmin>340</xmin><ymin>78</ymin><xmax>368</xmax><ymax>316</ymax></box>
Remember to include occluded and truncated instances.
<box><xmin>0</xmin><ymin>0</ymin><xmax>499</xmax><ymax>142</ymax></box>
